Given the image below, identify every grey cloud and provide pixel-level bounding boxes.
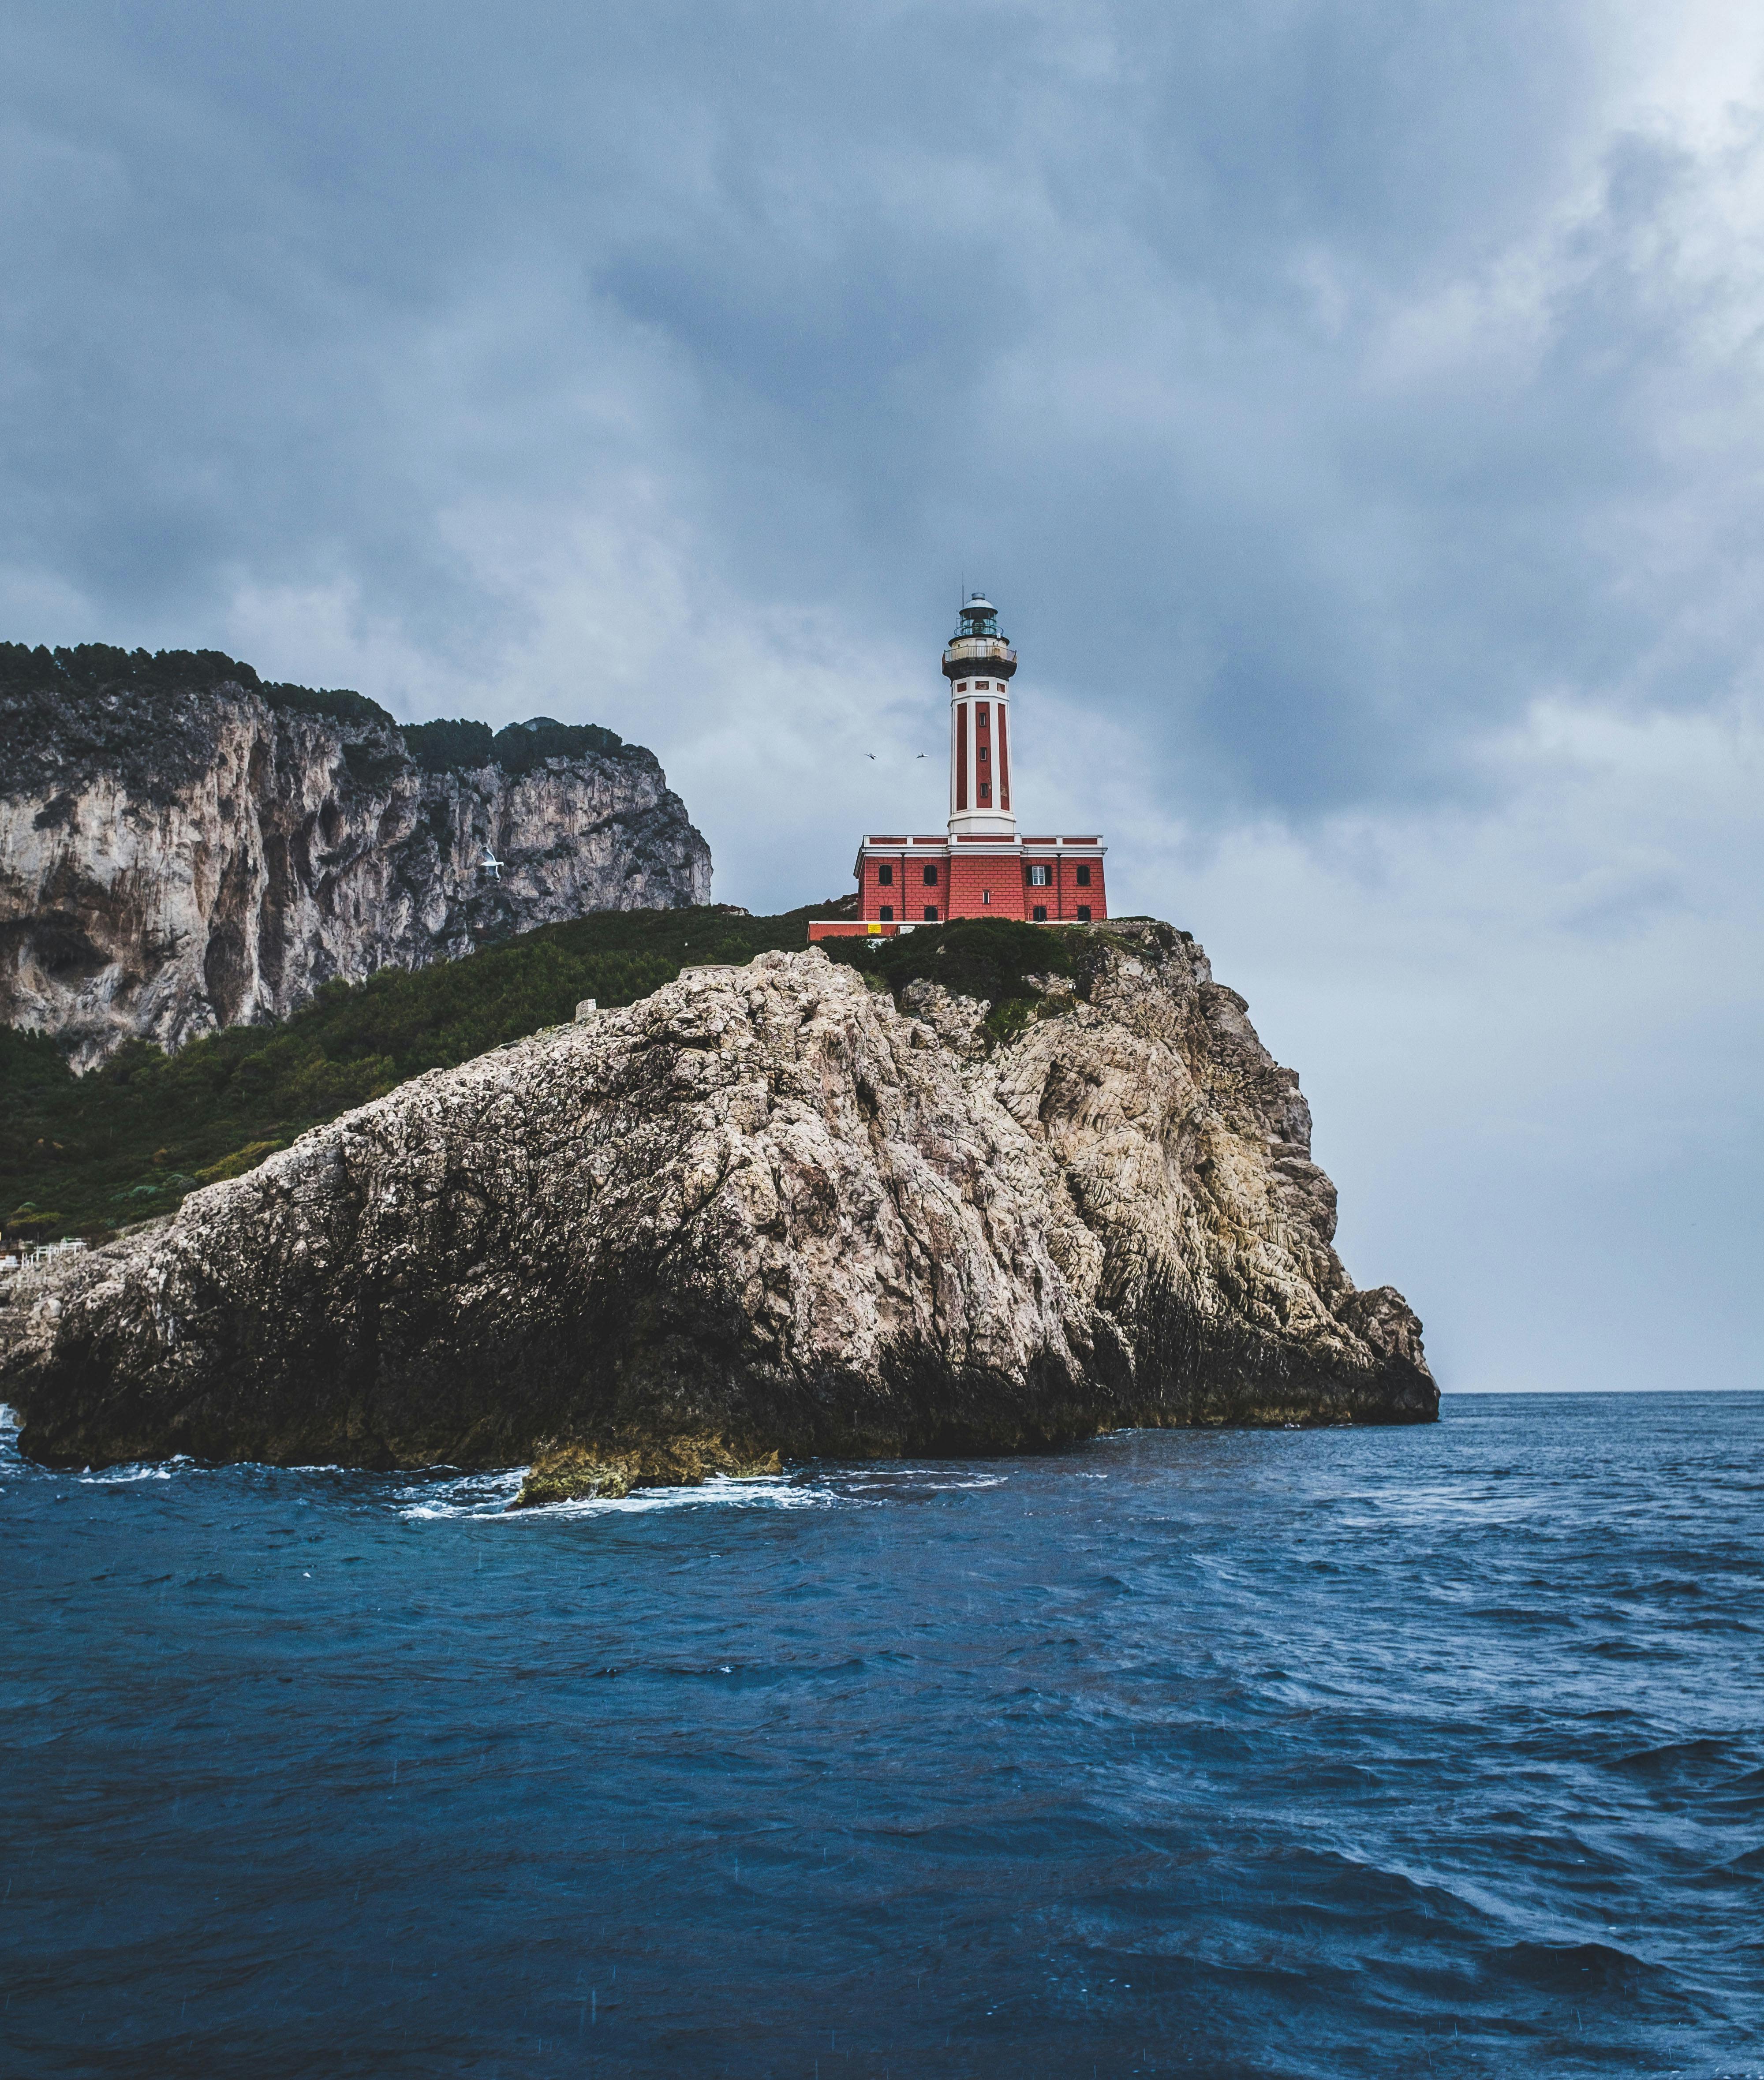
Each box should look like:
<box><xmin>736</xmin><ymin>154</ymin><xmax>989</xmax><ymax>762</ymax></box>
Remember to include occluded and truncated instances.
<box><xmin>10</xmin><ymin>0</ymin><xmax>1725</xmax><ymax>817</ymax></box>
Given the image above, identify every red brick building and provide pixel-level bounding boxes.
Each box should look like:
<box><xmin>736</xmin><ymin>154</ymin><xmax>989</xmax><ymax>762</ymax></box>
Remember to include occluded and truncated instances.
<box><xmin>809</xmin><ymin>594</ymin><xmax>1107</xmax><ymax>944</ymax></box>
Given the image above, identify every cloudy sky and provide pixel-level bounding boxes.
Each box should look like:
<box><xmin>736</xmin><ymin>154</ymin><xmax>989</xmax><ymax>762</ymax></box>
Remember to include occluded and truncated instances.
<box><xmin>4</xmin><ymin>0</ymin><xmax>1760</xmax><ymax>1394</ymax></box>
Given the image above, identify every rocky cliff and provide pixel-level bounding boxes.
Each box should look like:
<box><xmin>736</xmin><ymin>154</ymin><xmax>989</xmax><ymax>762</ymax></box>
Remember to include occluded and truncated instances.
<box><xmin>0</xmin><ymin>923</ymin><xmax>1435</xmax><ymax>1490</ymax></box>
<box><xmin>0</xmin><ymin>645</ymin><xmax>712</xmax><ymax>1068</ymax></box>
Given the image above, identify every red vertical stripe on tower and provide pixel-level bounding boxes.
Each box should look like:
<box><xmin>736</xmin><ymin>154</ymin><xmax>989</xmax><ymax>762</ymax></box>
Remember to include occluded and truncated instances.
<box><xmin>955</xmin><ymin>702</ymin><xmax>968</xmax><ymax>811</ymax></box>
<box><xmin>996</xmin><ymin>703</ymin><xmax>1009</xmax><ymax>810</ymax></box>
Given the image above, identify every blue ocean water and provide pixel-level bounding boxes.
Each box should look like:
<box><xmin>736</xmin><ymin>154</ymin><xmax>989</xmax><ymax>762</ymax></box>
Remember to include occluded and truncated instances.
<box><xmin>4</xmin><ymin>1392</ymin><xmax>1760</xmax><ymax>2080</ymax></box>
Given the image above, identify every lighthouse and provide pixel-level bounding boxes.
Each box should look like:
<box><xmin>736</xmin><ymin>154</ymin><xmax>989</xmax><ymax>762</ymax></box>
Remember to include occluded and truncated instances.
<box><xmin>945</xmin><ymin>594</ymin><xmax>1017</xmax><ymax>839</ymax></box>
<box><xmin>808</xmin><ymin>592</ymin><xmax>1109</xmax><ymax>941</ymax></box>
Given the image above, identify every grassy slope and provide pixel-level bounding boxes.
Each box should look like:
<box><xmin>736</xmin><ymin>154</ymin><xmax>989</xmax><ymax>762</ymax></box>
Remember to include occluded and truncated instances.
<box><xmin>1</xmin><ymin>903</ymin><xmax>857</xmax><ymax>1246</ymax></box>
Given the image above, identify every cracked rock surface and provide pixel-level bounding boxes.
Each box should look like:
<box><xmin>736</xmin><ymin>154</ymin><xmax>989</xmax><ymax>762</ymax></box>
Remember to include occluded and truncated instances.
<box><xmin>0</xmin><ymin>925</ymin><xmax>1435</xmax><ymax>1490</ymax></box>
<box><xmin>0</xmin><ymin>679</ymin><xmax>711</xmax><ymax>1068</ymax></box>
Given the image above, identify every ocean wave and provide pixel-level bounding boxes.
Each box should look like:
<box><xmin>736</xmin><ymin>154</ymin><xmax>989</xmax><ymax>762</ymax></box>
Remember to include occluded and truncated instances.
<box><xmin>7</xmin><ymin>1389</ymin><xmax>1762</xmax><ymax>2074</ymax></box>
<box><xmin>1613</xmin><ymin>1733</ymin><xmax>1743</xmax><ymax>1777</ymax></box>
<box><xmin>836</xmin><ymin>1467</ymin><xmax>1008</xmax><ymax>1495</ymax></box>
<box><xmin>397</xmin><ymin>1467</ymin><xmax>846</xmax><ymax>1521</ymax></box>
<box><xmin>1491</xmin><ymin>1937</ymin><xmax>1659</xmax><ymax>1996</ymax></box>
<box><xmin>394</xmin><ymin>1458</ymin><xmax>1010</xmax><ymax>1521</ymax></box>
<box><xmin>395</xmin><ymin>1466</ymin><xmax>526</xmax><ymax>1517</ymax></box>
<box><xmin>77</xmin><ymin>1455</ymin><xmax>202</xmax><ymax>1484</ymax></box>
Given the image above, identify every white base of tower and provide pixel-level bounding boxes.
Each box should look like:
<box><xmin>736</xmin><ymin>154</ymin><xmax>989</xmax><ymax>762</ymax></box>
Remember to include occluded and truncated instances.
<box><xmin>948</xmin><ymin>811</ymin><xmax>1018</xmax><ymax>840</ymax></box>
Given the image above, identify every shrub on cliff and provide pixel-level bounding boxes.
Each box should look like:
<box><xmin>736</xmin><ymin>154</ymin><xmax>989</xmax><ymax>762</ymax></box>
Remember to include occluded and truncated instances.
<box><xmin>0</xmin><ymin>642</ymin><xmax>397</xmax><ymax>728</ymax></box>
<box><xmin>261</xmin><ymin>682</ymin><xmax>396</xmax><ymax>728</ymax></box>
<box><xmin>0</xmin><ymin>642</ymin><xmax>265</xmax><ymax>701</ymax></box>
<box><xmin>402</xmin><ymin>716</ymin><xmax>632</xmax><ymax>776</ymax></box>
<box><xmin>0</xmin><ymin>642</ymin><xmax>642</xmax><ymax>762</ymax></box>
<box><xmin>489</xmin><ymin>717</ymin><xmax>628</xmax><ymax>774</ymax></box>
<box><xmin>819</xmin><ymin>915</ymin><xmax>1084</xmax><ymax>1042</ymax></box>
<box><xmin>403</xmin><ymin>718</ymin><xmax>496</xmax><ymax>773</ymax></box>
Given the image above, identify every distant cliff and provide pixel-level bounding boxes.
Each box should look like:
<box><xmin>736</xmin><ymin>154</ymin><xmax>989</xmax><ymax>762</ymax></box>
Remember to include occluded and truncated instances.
<box><xmin>0</xmin><ymin>645</ymin><xmax>712</xmax><ymax>1068</ymax></box>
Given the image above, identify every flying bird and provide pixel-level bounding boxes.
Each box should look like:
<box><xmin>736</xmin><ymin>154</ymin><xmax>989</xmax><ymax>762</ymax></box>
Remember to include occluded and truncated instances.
<box><xmin>866</xmin><ymin>753</ymin><xmax>876</xmax><ymax>759</ymax></box>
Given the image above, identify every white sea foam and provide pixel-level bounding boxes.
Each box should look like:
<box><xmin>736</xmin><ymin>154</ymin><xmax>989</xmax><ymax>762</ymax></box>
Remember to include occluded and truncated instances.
<box><xmin>77</xmin><ymin>1455</ymin><xmax>201</xmax><ymax>1484</ymax></box>
<box><xmin>396</xmin><ymin>1467</ymin><xmax>527</xmax><ymax>1519</ymax></box>
<box><xmin>398</xmin><ymin>1468</ymin><xmax>847</xmax><ymax>1522</ymax></box>
<box><xmin>841</xmin><ymin>1467</ymin><xmax>1008</xmax><ymax>1493</ymax></box>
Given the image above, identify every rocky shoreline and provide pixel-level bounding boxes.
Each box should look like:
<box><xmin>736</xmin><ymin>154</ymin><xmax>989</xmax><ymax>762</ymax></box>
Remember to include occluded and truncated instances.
<box><xmin>0</xmin><ymin>922</ymin><xmax>1435</xmax><ymax>1501</ymax></box>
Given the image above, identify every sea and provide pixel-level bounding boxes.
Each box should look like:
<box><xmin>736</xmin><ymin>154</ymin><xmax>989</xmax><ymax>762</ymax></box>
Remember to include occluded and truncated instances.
<box><xmin>4</xmin><ymin>1391</ymin><xmax>1760</xmax><ymax>2079</ymax></box>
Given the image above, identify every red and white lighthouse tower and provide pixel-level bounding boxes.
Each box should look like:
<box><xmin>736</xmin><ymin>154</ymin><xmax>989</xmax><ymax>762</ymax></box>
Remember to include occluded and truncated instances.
<box><xmin>945</xmin><ymin>594</ymin><xmax>1017</xmax><ymax>838</ymax></box>
<box><xmin>809</xmin><ymin>593</ymin><xmax>1109</xmax><ymax>941</ymax></box>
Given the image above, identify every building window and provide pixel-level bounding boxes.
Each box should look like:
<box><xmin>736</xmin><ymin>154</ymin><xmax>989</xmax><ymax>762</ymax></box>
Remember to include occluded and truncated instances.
<box><xmin>1076</xmin><ymin>904</ymin><xmax>1091</xmax><ymax>922</ymax></box>
<box><xmin>879</xmin><ymin>905</ymin><xmax>893</xmax><ymax>921</ymax></box>
<box><xmin>957</xmin><ymin>682</ymin><xmax>968</xmax><ymax>692</ymax></box>
<box><xmin>1075</xmin><ymin>864</ymin><xmax>1091</xmax><ymax>886</ymax></box>
<box><xmin>1028</xmin><ymin>863</ymin><xmax>1051</xmax><ymax>886</ymax></box>
<box><xmin>1032</xmin><ymin>904</ymin><xmax>1048</xmax><ymax>922</ymax></box>
<box><xmin>924</xmin><ymin>904</ymin><xmax>938</xmax><ymax>921</ymax></box>
<box><xmin>983</xmin><ymin>890</ymin><xmax>990</xmax><ymax>904</ymax></box>
<box><xmin>878</xmin><ymin>863</ymin><xmax>893</xmax><ymax>885</ymax></box>
<box><xmin>978</xmin><ymin>746</ymin><xmax>988</xmax><ymax>763</ymax></box>
<box><xmin>923</xmin><ymin>863</ymin><xmax>938</xmax><ymax>885</ymax></box>
<box><xmin>979</xmin><ymin>784</ymin><xmax>990</xmax><ymax>802</ymax></box>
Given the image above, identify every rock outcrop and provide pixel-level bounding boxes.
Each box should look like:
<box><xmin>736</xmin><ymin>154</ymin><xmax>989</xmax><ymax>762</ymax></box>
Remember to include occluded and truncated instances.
<box><xmin>0</xmin><ymin>924</ymin><xmax>1435</xmax><ymax>1489</ymax></box>
<box><xmin>0</xmin><ymin>647</ymin><xmax>712</xmax><ymax>1068</ymax></box>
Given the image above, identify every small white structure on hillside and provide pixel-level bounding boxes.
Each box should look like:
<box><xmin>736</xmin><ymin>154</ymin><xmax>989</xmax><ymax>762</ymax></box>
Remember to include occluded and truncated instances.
<box><xmin>24</xmin><ymin>1238</ymin><xmax>85</xmax><ymax>1268</ymax></box>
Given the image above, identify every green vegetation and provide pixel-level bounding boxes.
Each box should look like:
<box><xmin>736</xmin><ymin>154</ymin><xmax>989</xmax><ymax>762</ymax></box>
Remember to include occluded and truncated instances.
<box><xmin>403</xmin><ymin>715</ymin><xmax>629</xmax><ymax>776</ymax></box>
<box><xmin>262</xmin><ymin>681</ymin><xmax>394</xmax><ymax>729</ymax></box>
<box><xmin>4</xmin><ymin>646</ymin><xmax>638</xmax><ymax>771</ymax></box>
<box><xmin>818</xmin><ymin>915</ymin><xmax>1089</xmax><ymax>1045</ymax></box>
<box><xmin>482</xmin><ymin>717</ymin><xmax>628</xmax><ymax>774</ymax></box>
<box><xmin>1</xmin><ymin>904</ymin><xmax>846</xmax><ymax>1247</ymax></box>
<box><xmin>403</xmin><ymin>717</ymin><xmax>496</xmax><ymax>772</ymax></box>
<box><xmin>0</xmin><ymin>640</ymin><xmax>392</xmax><ymax>727</ymax></box>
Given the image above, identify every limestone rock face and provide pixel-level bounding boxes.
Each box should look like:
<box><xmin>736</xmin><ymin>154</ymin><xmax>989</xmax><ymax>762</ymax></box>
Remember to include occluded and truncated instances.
<box><xmin>0</xmin><ymin>677</ymin><xmax>711</xmax><ymax>1068</ymax></box>
<box><xmin>1</xmin><ymin>926</ymin><xmax>1436</xmax><ymax>1483</ymax></box>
